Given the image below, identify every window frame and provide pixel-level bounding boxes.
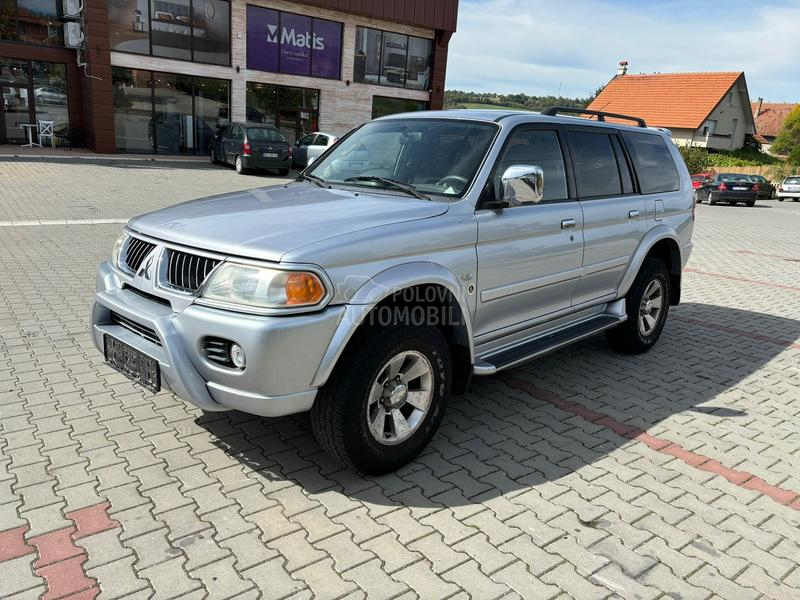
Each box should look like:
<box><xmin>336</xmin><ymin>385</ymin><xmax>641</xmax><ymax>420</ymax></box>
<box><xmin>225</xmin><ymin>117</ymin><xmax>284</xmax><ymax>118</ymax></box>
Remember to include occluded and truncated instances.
<box><xmin>479</xmin><ymin>123</ymin><xmax>577</xmax><ymax>209</ymax></box>
<box><xmin>109</xmin><ymin>0</ymin><xmax>232</xmax><ymax>67</ymax></box>
<box><xmin>353</xmin><ymin>25</ymin><xmax>433</xmax><ymax>91</ymax></box>
<box><xmin>565</xmin><ymin>125</ymin><xmax>630</xmax><ymax>201</ymax></box>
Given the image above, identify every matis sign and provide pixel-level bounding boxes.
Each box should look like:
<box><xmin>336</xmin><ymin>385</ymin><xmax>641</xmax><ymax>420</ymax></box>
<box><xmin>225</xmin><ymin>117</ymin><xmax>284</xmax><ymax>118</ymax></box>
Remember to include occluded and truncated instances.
<box><xmin>247</xmin><ymin>6</ymin><xmax>342</xmax><ymax>79</ymax></box>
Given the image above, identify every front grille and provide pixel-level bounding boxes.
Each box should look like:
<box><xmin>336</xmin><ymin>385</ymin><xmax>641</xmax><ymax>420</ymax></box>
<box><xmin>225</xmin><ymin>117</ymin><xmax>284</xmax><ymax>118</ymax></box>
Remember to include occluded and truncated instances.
<box><xmin>122</xmin><ymin>284</ymin><xmax>172</xmax><ymax>307</ymax></box>
<box><xmin>110</xmin><ymin>312</ymin><xmax>161</xmax><ymax>346</ymax></box>
<box><xmin>203</xmin><ymin>337</ymin><xmax>234</xmax><ymax>367</ymax></box>
<box><xmin>124</xmin><ymin>237</ymin><xmax>156</xmax><ymax>272</ymax></box>
<box><xmin>165</xmin><ymin>249</ymin><xmax>220</xmax><ymax>293</ymax></box>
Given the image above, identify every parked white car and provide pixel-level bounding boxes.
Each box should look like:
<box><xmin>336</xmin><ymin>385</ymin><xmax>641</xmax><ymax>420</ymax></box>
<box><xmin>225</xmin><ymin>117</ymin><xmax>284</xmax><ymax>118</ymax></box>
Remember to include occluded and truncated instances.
<box><xmin>292</xmin><ymin>132</ymin><xmax>338</xmax><ymax>168</ymax></box>
<box><xmin>777</xmin><ymin>176</ymin><xmax>800</xmax><ymax>201</ymax></box>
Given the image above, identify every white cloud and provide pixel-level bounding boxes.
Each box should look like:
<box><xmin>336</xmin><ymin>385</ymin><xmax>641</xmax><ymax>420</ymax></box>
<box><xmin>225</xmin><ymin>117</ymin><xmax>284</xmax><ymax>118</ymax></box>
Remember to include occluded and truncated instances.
<box><xmin>446</xmin><ymin>0</ymin><xmax>800</xmax><ymax>101</ymax></box>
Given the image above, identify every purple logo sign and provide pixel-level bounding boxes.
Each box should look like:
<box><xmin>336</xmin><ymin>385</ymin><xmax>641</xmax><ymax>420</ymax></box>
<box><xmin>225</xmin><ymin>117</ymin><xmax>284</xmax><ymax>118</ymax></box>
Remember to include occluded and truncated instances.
<box><xmin>247</xmin><ymin>5</ymin><xmax>342</xmax><ymax>79</ymax></box>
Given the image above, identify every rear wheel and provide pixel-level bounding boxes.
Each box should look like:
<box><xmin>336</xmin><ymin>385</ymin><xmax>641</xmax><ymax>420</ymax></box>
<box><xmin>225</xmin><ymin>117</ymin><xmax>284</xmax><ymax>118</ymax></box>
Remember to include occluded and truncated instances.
<box><xmin>278</xmin><ymin>168</ymin><xmax>289</xmax><ymax>176</ymax></box>
<box><xmin>708</xmin><ymin>193</ymin><xmax>717</xmax><ymax>205</ymax></box>
<box><xmin>606</xmin><ymin>258</ymin><xmax>671</xmax><ymax>354</ymax></box>
<box><xmin>311</xmin><ymin>324</ymin><xmax>451</xmax><ymax>474</ymax></box>
<box><xmin>235</xmin><ymin>155</ymin><xmax>246</xmax><ymax>174</ymax></box>
<box><xmin>746</xmin><ymin>199</ymin><xmax>755</xmax><ymax>207</ymax></box>
<box><xmin>210</xmin><ymin>146</ymin><xmax>218</xmax><ymax>164</ymax></box>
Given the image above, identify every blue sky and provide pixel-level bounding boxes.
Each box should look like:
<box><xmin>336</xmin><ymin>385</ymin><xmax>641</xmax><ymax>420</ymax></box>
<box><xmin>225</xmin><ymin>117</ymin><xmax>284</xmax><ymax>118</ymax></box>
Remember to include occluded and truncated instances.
<box><xmin>446</xmin><ymin>0</ymin><xmax>800</xmax><ymax>101</ymax></box>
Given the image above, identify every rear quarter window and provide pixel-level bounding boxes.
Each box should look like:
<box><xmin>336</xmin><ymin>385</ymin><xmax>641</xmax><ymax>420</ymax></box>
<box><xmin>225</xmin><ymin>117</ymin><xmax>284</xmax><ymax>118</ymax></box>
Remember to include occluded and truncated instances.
<box><xmin>622</xmin><ymin>132</ymin><xmax>680</xmax><ymax>194</ymax></box>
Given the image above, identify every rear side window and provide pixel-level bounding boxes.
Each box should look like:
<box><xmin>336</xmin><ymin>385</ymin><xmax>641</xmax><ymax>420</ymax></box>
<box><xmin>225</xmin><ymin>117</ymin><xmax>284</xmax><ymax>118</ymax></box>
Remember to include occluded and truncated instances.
<box><xmin>623</xmin><ymin>132</ymin><xmax>680</xmax><ymax>194</ymax></box>
<box><xmin>570</xmin><ymin>131</ymin><xmax>622</xmax><ymax>198</ymax></box>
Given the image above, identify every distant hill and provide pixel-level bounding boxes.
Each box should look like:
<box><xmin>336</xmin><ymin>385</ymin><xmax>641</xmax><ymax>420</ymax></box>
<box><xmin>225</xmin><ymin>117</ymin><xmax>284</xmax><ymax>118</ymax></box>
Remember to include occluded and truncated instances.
<box><xmin>444</xmin><ymin>90</ymin><xmax>597</xmax><ymax>113</ymax></box>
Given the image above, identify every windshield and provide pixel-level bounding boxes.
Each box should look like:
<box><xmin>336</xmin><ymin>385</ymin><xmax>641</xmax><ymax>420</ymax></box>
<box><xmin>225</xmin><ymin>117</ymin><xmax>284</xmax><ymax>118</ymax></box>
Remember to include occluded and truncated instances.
<box><xmin>247</xmin><ymin>127</ymin><xmax>286</xmax><ymax>143</ymax></box>
<box><xmin>306</xmin><ymin>118</ymin><xmax>498</xmax><ymax>198</ymax></box>
<box><xmin>785</xmin><ymin>177</ymin><xmax>800</xmax><ymax>184</ymax></box>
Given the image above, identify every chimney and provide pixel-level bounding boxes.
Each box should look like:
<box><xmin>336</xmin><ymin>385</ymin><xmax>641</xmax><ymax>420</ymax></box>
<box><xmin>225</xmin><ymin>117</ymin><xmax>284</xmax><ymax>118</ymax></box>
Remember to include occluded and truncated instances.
<box><xmin>617</xmin><ymin>60</ymin><xmax>629</xmax><ymax>76</ymax></box>
<box><xmin>754</xmin><ymin>97</ymin><xmax>763</xmax><ymax>117</ymax></box>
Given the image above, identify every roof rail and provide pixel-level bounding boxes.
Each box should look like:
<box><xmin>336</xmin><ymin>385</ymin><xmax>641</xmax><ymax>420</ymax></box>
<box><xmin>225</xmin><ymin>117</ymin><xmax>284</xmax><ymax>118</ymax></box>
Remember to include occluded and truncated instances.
<box><xmin>541</xmin><ymin>106</ymin><xmax>648</xmax><ymax>128</ymax></box>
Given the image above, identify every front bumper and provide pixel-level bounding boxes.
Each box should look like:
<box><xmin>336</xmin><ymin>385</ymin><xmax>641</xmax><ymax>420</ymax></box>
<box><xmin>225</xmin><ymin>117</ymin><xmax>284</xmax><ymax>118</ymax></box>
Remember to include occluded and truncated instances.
<box><xmin>91</xmin><ymin>260</ymin><xmax>344</xmax><ymax>416</ymax></box>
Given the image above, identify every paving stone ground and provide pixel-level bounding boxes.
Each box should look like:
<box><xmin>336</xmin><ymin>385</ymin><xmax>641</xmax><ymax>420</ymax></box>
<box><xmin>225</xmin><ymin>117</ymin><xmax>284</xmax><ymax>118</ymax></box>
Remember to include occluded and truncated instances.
<box><xmin>1</xmin><ymin>157</ymin><xmax>799</xmax><ymax>600</ymax></box>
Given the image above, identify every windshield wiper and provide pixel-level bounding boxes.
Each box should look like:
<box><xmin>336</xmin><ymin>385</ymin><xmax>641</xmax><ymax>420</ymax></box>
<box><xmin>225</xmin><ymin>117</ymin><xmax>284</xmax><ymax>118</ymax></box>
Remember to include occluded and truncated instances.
<box><xmin>344</xmin><ymin>176</ymin><xmax>429</xmax><ymax>200</ymax></box>
<box><xmin>296</xmin><ymin>173</ymin><xmax>331</xmax><ymax>189</ymax></box>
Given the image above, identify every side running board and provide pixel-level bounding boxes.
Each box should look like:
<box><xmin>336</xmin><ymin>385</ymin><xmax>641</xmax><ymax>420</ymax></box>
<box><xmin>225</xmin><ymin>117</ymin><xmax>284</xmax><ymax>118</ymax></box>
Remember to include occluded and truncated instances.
<box><xmin>474</xmin><ymin>312</ymin><xmax>626</xmax><ymax>375</ymax></box>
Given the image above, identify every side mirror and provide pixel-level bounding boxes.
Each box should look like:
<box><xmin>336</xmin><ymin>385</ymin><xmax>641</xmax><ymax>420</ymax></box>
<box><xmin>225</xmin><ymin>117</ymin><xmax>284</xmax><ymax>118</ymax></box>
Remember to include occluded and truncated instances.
<box><xmin>502</xmin><ymin>165</ymin><xmax>544</xmax><ymax>205</ymax></box>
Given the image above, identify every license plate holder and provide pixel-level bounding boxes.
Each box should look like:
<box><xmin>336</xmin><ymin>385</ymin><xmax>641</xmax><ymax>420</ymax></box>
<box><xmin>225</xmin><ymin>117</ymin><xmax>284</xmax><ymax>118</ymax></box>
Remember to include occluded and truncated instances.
<box><xmin>263</xmin><ymin>152</ymin><xmax>279</xmax><ymax>158</ymax></box>
<box><xmin>104</xmin><ymin>334</ymin><xmax>160</xmax><ymax>393</ymax></box>
<box><xmin>732</xmin><ymin>186</ymin><xmax>747</xmax><ymax>191</ymax></box>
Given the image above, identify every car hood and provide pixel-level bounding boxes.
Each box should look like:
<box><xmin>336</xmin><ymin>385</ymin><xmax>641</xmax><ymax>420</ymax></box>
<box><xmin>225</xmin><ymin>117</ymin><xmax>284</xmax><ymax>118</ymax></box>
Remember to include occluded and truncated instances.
<box><xmin>127</xmin><ymin>183</ymin><xmax>449</xmax><ymax>263</ymax></box>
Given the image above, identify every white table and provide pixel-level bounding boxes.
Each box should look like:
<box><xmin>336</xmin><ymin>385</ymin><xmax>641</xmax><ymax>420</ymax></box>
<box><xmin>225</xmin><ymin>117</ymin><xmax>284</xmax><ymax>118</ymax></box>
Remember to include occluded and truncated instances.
<box><xmin>20</xmin><ymin>123</ymin><xmax>42</xmax><ymax>148</ymax></box>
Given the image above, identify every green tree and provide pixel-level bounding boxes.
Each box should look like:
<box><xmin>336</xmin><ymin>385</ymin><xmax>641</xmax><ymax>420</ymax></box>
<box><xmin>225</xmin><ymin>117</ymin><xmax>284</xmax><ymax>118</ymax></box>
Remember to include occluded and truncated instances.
<box><xmin>771</xmin><ymin>105</ymin><xmax>800</xmax><ymax>160</ymax></box>
<box><xmin>677</xmin><ymin>145</ymin><xmax>710</xmax><ymax>174</ymax></box>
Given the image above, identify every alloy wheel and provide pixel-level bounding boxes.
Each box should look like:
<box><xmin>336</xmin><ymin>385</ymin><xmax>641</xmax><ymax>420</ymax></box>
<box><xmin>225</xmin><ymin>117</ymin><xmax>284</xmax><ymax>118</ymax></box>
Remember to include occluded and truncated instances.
<box><xmin>638</xmin><ymin>279</ymin><xmax>664</xmax><ymax>337</ymax></box>
<box><xmin>367</xmin><ymin>350</ymin><xmax>433</xmax><ymax>445</ymax></box>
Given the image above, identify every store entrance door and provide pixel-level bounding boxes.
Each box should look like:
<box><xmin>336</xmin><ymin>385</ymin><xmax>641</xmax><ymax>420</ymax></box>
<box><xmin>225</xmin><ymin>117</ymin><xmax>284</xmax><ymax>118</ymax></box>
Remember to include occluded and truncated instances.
<box><xmin>1</xmin><ymin>83</ymin><xmax>33</xmax><ymax>144</ymax></box>
<box><xmin>277</xmin><ymin>107</ymin><xmax>318</xmax><ymax>145</ymax></box>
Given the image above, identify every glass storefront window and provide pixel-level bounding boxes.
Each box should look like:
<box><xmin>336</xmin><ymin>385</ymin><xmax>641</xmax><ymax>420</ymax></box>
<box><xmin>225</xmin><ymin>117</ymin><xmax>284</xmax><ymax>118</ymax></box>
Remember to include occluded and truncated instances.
<box><xmin>108</xmin><ymin>0</ymin><xmax>229</xmax><ymax>65</ymax></box>
<box><xmin>108</xmin><ymin>0</ymin><xmax>150</xmax><ymax>54</ymax></box>
<box><xmin>354</xmin><ymin>27</ymin><xmax>432</xmax><ymax>91</ymax></box>
<box><xmin>1</xmin><ymin>58</ymin><xmax>68</xmax><ymax>144</ymax></box>
<box><xmin>371</xmin><ymin>96</ymin><xmax>427</xmax><ymax>119</ymax></box>
<box><xmin>191</xmin><ymin>0</ymin><xmax>230</xmax><ymax>65</ymax></box>
<box><xmin>112</xmin><ymin>66</ymin><xmax>229</xmax><ymax>154</ymax></box>
<box><xmin>0</xmin><ymin>0</ymin><xmax>63</xmax><ymax>45</ymax></box>
<box><xmin>246</xmin><ymin>82</ymin><xmax>319</xmax><ymax>144</ymax></box>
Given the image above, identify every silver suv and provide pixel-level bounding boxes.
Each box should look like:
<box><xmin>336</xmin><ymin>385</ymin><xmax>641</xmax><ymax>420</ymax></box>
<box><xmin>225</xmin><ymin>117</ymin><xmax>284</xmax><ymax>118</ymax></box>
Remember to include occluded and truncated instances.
<box><xmin>91</xmin><ymin>108</ymin><xmax>694</xmax><ymax>474</ymax></box>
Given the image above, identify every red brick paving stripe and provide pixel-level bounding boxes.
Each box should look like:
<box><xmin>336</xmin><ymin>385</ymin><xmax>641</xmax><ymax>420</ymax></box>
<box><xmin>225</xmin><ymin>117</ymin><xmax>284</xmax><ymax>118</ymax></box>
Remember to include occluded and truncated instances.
<box><xmin>500</xmin><ymin>374</ymin><xmax>800</xmax><ymax>511</ymax></box>
<box><xmin>29</xmin><ymin>528</ymin><xmax>84</xmax><ymax>568</ymax></box>
<box><xmin>736</xmin><ymin>249</ymin><xmax>799</xmax><ymax>261</ymax></box>
<box><xmin>0</xmin><ymin>525</ymin><xmax>34</xmax><ymax>562</ymax></box>
<box><xmin>673</xmin><ymin>315</ymin><xmax>800</xmax><ymax>351</ymax></box>
<box><xmin>66</xmin><ymin>502</ymin><xmax>119</xmax><ymax>540</ymax></box>
<box><xmin>38</xmin><ymin>554</ymin><xmax>98</xmax><ymax>600</ymax></box>
<box><xmin>683</xmin><ymin>267</ymin><xmax>800</xmax><ymax>292</ymax></box>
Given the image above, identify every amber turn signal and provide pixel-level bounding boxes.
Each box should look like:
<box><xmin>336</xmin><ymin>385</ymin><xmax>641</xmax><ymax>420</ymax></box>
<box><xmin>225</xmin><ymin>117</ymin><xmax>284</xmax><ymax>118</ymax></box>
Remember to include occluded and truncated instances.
<box><xmin>285</xmin><ymin>272</ymin><xmax>326</xmax><ymax>306</ymax></box>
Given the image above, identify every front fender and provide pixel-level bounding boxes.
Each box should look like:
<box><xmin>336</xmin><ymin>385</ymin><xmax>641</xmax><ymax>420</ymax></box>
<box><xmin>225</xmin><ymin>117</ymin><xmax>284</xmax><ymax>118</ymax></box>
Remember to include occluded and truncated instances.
<box><xmin>617</xmin><ymin>225</ymin><xmax>682</xmax><ymax>299</ymax></box>
<box><xmin>310</xmin><ymin>262</ymin><xmax>474</xmax><ymax>388</ymax></box>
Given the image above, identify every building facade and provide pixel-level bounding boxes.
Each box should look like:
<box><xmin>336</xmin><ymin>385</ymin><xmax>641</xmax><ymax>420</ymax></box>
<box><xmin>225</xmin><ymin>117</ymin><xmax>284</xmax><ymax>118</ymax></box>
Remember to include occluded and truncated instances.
<box><xmin>1</xmin><ymin>0</ymin><xmax>458</xmax><ymax>153</ymax></box>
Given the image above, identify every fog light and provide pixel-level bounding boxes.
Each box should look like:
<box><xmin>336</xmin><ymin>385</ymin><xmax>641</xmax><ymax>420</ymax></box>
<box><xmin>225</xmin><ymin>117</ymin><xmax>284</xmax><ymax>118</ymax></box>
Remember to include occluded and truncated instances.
<box><xmin>230</xmin><ymin>343</ymin><xmax>246</xmax><ymax>369</ymax></box>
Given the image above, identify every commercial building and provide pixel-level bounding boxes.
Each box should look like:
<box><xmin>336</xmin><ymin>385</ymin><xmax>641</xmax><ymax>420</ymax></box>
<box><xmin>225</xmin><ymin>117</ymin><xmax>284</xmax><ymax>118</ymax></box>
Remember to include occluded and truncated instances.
<box><xmin>1</xmin><ymin>0</ymin><xmax>458</xmax><ymax>153</ymax></box>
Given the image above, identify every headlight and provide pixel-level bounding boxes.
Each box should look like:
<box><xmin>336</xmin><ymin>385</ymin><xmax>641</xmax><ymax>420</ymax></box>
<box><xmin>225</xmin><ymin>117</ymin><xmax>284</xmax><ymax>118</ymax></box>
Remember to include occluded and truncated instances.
<box><xmin>110</xmin><ymin>231</ymin><xmax>128</xmax><ymax>268</ymax></box>
<box><xmin>201</xmin><ymin>263</ymin><xmax>327</xmax><ymax>309</ymax></box>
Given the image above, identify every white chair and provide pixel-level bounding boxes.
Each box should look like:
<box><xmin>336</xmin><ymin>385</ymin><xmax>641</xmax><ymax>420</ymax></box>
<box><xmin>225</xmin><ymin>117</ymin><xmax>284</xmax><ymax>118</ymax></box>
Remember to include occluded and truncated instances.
<box><xmin>37</xmin><ymin>120</ymin><xmax>55</xmax><ymax>148</ymax></box>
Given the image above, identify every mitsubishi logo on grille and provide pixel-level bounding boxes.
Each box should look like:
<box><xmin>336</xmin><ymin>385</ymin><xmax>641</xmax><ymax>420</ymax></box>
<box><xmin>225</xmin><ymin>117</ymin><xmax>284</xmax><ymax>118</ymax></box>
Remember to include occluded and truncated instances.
<box><xmin>137</xmin><ymin>256</ymin><xmax>154</xmax><ymax>281</ymax></box>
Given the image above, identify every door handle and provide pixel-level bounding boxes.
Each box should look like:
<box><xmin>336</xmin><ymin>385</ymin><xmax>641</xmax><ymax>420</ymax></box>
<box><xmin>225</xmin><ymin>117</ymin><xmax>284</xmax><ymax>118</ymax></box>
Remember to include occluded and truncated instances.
<box><xmin>561</xmin><ymin>218</ymin><xmax>576</xmax><ymax>229</ymax></box>
<box><xmin>628</xmin><ymin>210</ymin><xmax>640</xmax><ymax>219</ymax></box>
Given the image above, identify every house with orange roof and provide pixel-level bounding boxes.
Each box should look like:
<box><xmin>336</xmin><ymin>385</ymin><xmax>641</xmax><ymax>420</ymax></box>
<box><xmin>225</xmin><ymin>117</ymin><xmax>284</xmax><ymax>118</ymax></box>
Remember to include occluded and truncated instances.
<box><xmin>751</xmin><ymin>99</ymin><xmax>797</xmax><ymax>153</ymax></box>
<box><xmin>587</xmin><ymin>62</ymin><xmax>756</xmax><ymax>150</ymax></box>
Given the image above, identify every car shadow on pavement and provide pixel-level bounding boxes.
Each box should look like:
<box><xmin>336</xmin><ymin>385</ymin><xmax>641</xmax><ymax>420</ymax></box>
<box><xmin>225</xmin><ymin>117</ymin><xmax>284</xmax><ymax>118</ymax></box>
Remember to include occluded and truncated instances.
<box><xmin>196</xmin><ymin>301</ymin><xmax>800</xmax><ymax>508</ymax></box>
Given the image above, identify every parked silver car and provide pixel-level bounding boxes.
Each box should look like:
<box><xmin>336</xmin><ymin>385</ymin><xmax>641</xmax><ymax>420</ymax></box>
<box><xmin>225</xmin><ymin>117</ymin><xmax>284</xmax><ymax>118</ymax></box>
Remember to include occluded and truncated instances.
<box><xmin>91</xmin><ymin>108</ymin><xmax>694</xmax><ymax>474</ymax></box>
<box><xmin>292</xmin><ymin>131</ymin><xmax>338</xmax><ymax>168</ymax></box>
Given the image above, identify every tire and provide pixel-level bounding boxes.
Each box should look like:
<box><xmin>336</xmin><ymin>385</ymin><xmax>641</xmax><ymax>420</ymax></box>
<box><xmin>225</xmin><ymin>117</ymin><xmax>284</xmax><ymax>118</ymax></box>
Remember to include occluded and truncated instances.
<box><xmin>746</xmin><ymin>200</ymin><xmax>755</xmax><ymax>207</ymax></box>
<box><xmin>210</xmin><ymin>146</ymin><xmax>218</xmax><ymax>165</ymax></box>
<box><xmin>708</xmin><ymin>193</ymin><xmax>716</xmax><ymax>205</ymax></box>
<box><xmin>778</xmin><ymin>198</ymin><xmax>784</xmax><ymax>202</ymax></box>
<box><xmin>605</xmin><ymin>258</ymin><xmax>671</xmax><ymax>355</ymax></box>
<box><xmin>235</xmin><ymin>155</ymin><xmax>246</xmax><ymax>174</ymax></box>
<box><xmin>310</xmin><ymin>324</ymin><xmax>451</xmax><ymax>474</ymax></box>
<box><xmin>278</xmin><ymin>168</ymin><xmax>290</xmax><ymax>176</ymax></box>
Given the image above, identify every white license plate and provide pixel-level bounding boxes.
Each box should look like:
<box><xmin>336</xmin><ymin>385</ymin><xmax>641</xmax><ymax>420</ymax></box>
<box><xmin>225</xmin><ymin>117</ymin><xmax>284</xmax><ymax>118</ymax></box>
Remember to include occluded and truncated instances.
<box><xmin>263</xmin><ymin>152</ymin><xmax>279</xmax><ymax>158</ymax></box>
<box><xmin>732</xmin><ymin>186</ymin><xmax>748</xmax><ymax>191</ymax></box>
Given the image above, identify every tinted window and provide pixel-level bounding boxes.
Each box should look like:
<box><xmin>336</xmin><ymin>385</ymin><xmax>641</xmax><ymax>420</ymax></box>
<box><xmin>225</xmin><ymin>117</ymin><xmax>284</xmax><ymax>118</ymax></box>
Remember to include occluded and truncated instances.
<box><xmin>298</xmin><ymin>134</ymin><xmax>315</xmax><ymax>146</ymax></box>
<box><xmin>495</xmin><ymin>129</ymin><xmax>568</xmax><ymax>202</ymax></box>
<box><xmin>622</xmin><ymin>132</ymin><xmax>680</xmax><ymax>194</ymax></box>
<box><xmin>316</xmin><ymin>135</ymin><xmax>329</xmax><ymax>145</ymax></box>
<box><xmin>611</xmin><ymin>136</ymin><xmax>634</xmax><ymax>194</ymax></box>
<box><xmin>247</xmin><ymin>127</ymin><xmax>285</xmax><ymax>142</ymax></box>
<box><xmin>571</xmin><ymin>131</ymin><xmax>621</xmax><ymax>198</ymax></box>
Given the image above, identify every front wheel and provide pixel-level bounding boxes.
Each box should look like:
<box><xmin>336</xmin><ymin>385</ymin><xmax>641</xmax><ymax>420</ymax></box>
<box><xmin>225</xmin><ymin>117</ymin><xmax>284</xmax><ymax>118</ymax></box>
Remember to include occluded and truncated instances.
<box><xmin>311</xmin><ymin>324</ymin><xmax>451</xmax><ymax>474</ymax></box>
<box><xmin>606</xmin><ymin>258</ymin><xmax>671</xmax><ymax>354</ymax></box>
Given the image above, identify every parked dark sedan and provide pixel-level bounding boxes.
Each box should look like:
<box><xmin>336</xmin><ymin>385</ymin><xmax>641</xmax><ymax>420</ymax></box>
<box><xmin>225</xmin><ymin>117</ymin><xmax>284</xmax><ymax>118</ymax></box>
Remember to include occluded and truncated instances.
<box><xmin>210</xmin><ymin>122</ymin><xmax>292</xmax><ymax>175</ymax></box>
<box><xmin>695</xmin><ymin>173</ymin><xmax>759</xmax><ymax>206</ymax></box>
<box><xmin>748</xmin><ymin>175</ymin><xmax>775</xmax><ymax>199</ymax></box>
